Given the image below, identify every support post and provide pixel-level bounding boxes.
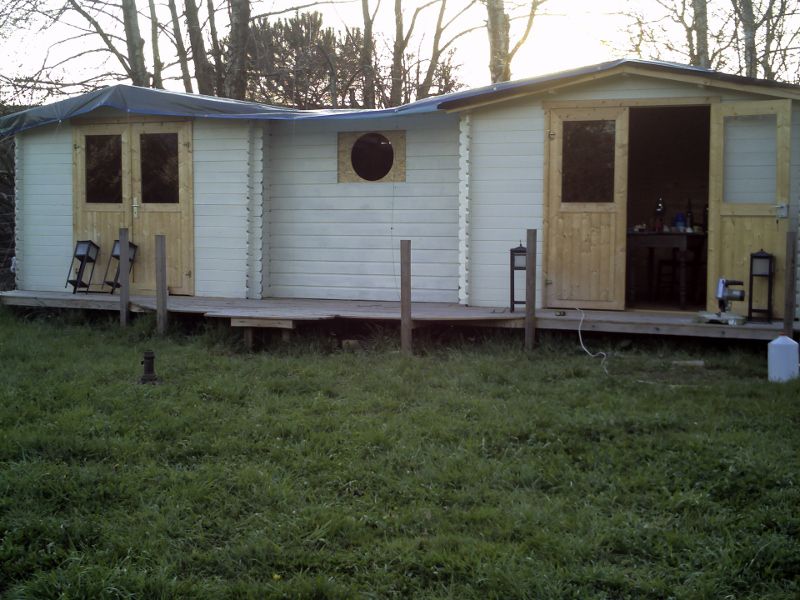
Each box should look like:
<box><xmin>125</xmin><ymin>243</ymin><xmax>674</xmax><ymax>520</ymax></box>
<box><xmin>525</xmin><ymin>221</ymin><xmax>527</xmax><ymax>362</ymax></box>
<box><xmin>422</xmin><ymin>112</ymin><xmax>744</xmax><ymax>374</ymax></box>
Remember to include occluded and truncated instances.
<box><xmin>155</xmin><ymin>234</ymin><xmax>168</xmax><ymax>335</ymax></box>
<box><xmin>783</xmin><ymin>231</ymin><xmax>797</xmax><ymax>337</ymax></box>
<box><xmin>401</xmin><ymin>239</ymin><xmax>412</xmax><ymax>355</ymax></box>
<box><xmin>119</xmin><ymin>228</ymin><xmax>130</xmax><ymax>327</ymax></box>
<box><xmin>525</xmin><ymin>229</ymin><xmax>537</xmax><ymax>351</ymax></box>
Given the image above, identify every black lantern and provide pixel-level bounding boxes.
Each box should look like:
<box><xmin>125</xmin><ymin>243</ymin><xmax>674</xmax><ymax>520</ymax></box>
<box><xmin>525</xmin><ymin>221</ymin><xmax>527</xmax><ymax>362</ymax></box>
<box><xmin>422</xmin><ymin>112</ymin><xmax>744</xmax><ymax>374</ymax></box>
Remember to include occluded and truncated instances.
<box><xmin>65</xmin><ymin>239</ymin><xmax>100</xmax><ymax>293</ymax></box>
<box><xmin>748</xmin><ymin>249</ymin><xmax>774</xmax><ymax>322</ymax></box>
<box><xmin>510</xmin><ymin>243</ymin><xmax>527</xmax><ymax>312</ymax></box>
<box><xmin>103</xmin><ymin>239</ymin><xmax>138</xmax><ymax>293</ymax></box>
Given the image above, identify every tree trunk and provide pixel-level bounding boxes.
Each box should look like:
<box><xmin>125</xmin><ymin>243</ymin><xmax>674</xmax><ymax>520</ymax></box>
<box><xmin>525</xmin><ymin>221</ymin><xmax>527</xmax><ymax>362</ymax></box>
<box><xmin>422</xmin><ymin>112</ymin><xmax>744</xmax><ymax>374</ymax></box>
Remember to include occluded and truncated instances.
<box><xmin>147</xmin><ymin>0</ymin><xmax>163</xmax><ymax>87</ymax></box>
<box><xmin>485</xmin><ymin>0</ymin><xmax>511</xmax><ymax>83</ymax></box>
<box><xmin>121</xmin><ymin>0</ymin><xmax>149</xmax><ymax>86</ymax></box>
<box><xmin>692</xmin><ymin>0</ymin><xmax>710</xmax><ymax>67</ymax></box>
<box><xmin>417</xmin><ymin>0</ymin><xmax>447</xmax><ymax>99</ymax></box>
<box><xmin>390</xmin><ymin>0</ymin><xmax>404</xmax><ymax>107</ymax></box>
<box><xmin>167</xmin><ymin>0</ymin><xmax>193</xmax><ymax>92</ymax></box>
<box><xmin>733</xmin><ymin>0</ymin><xmax>758</xmax><ymax>77</ymax></box>
<box><xmin>223</xmin><ymin>0</ymin><xmax>251</xmax><ymax>99</ymax></box>
<box><xmin>360</xmin><ymin>0</ymin><xmax>376</xmax><ymax>108</ymax></box>
<box><xmin>206</xmin><ymin>0</ymin><xmax>225</xmax><ymax>94</ymax></box>
<box><xmin>184</xmin><ymin>0</ymin><xmax>215</xmax><ymax>94</ymax></box>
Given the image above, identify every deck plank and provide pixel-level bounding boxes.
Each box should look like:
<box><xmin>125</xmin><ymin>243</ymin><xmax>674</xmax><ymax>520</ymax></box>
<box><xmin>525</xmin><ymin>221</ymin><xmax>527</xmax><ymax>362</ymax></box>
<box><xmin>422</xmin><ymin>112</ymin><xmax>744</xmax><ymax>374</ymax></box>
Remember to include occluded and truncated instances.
<box><xmin>0</xmin><ymin>289</ymin><xmax>793</xmax><ymax>341</ymax></box>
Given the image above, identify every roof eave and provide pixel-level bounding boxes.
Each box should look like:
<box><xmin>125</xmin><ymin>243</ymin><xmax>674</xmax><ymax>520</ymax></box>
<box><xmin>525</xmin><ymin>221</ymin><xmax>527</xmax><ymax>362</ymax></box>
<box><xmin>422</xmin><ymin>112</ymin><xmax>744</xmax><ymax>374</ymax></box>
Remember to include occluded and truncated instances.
<box><xmin>439</xmin><ymin>63</ymin><xmax>800</xmax><ymax>113</ymax></box>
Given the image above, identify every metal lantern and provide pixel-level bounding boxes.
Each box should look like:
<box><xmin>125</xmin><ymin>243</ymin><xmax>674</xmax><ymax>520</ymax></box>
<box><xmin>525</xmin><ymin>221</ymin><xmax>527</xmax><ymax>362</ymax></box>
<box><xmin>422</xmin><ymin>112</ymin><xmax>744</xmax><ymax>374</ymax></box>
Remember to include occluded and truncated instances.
<box><xmin>65</xmin><ymin>239</ymin><xmax>100</xmax><ymax>293</ymax></box>
<box><xmin>509</xmin><ymin>243</ymin><xmax>527</xmax><ymax>312</ymax></box>
<box><xmin>748</xmin><ymin>249</ymin><xmax>774</xmax><ymax>322</ymax></box>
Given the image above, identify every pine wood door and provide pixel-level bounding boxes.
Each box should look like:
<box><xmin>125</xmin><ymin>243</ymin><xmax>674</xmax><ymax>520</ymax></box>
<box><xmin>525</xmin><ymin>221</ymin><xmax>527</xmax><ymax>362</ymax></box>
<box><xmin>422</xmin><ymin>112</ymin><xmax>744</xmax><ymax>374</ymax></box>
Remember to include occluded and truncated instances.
<box><xmin>545</xmin><ymin>107</ymin><xmax>629</xmax><ymax>309</ymax></box>
<box><xmin>707</xmin><ymin>100</ymin><xmax>791</xmax><ymax>316</ymax></box>
<box><xmin>73</xmin><ymin>124</ymin><xmax>132</xmax><ymax>291</ymax></box>
<box><xmin>130</xmin><ymin>122</ymin><xmax>194</xmax><ymax>295</ymax></box>
<box><xmin>74</xmin><ymin>121</ymin><xmax>194</xmax><ymax>295</ymax></box>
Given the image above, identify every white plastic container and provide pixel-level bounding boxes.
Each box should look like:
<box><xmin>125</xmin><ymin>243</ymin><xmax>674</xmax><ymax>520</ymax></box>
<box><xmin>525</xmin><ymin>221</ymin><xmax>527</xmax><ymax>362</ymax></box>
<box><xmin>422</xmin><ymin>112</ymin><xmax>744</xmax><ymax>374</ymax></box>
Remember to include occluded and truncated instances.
<box><xmin>768</xmin><ymin>336</ymin><xmax>799</xmax><ymax>382</ymax></box>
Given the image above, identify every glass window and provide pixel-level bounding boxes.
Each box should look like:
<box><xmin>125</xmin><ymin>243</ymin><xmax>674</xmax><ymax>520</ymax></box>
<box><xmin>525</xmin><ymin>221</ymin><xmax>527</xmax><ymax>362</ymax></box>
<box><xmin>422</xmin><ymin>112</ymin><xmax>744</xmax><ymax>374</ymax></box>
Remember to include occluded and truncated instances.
<box><xmin>141</xmin><ymin>133</ymin><xmax>179</xmax><ymax>203</ymax></box>
<box><xmin>562</xmin><ymin>120</ymin><xmax>615</xmax><ymax>203</ymax></box>
<box><xmin>85</xmin><ymin>134</ymin><xmax>122</xmax><ymax>203</ymax></box>
<box><xmin>350</xmin><ymin>132</ymin><xmax>394</xmax><ymax>181</ymax></box>
<box><xmin>723</xmin><ymin>114</ymin><xmax>777</xmax><ymax>204</ymax></box>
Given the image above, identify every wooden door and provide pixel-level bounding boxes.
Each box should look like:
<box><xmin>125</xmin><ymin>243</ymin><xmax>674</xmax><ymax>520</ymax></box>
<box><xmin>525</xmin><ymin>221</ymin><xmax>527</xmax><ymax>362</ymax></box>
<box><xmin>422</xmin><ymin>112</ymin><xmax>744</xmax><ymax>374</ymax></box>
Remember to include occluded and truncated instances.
<box><xmin>73</xmin><ymin>124</ymin><xmax>132</xmax><ymax>290</ymax></box>
<box><xmin>707</xmin><ymin>100</ymin><xmax>791</xmax><ymax>316</ymax></box>
<box><xmin>545</xmin><ymin>107</ymin><xmax>629</xmax><ymax>309</ymax></box>
<box><xmin>74</xmin><ymin>121</ymin><xmax>193</xmax><ymax>295</ymax></box>
<box><xmin>130</xmin><ymin>122</ymin><xmax>194</xmax><ymax>295</ymax></box>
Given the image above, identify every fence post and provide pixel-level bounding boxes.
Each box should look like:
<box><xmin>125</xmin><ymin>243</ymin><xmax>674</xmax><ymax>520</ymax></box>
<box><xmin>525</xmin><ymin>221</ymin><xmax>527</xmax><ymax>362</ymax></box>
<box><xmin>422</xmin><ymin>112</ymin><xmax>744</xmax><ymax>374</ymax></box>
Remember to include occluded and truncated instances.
<box><xmin>401</xmin><ymin>239</ymin><xmax>412</xmax><ymax>355</ymax></box>
<box><xmin>119</xmin><ymin>227</ymin><xmax>129</xmax><ymax>327</ymax></box>
<box><xmin>783</xmin><ymin>231</ymin><xmax>797</xmax><ymax>337</ymax></box>
<box><xmin>155</xmin><ymin>234</ymin><xmax>168</xmax><ymax>335</ymax></box>
<box><xmin>525</xmin><ymin>229</ymin><xmax>537</xmax><ymax>350</ymax></box>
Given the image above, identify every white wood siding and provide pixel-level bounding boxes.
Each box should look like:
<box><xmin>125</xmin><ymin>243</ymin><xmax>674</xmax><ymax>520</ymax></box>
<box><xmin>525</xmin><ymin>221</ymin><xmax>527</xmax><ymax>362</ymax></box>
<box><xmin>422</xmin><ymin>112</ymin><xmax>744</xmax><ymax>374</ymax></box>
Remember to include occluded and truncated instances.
<box><xmin>467</xmin><ymin>100</ymin><xmax>545</xmax><ymax>308</ymax></box>
<box><xmin>16</xmin><ymin>125</ymin><xmax>73</xmax><ymax>291</ymax></box>
<box><xmin>267</xmin><ymin>114</ymin><xmax>460</xmax><ymax>302</ymax></box>
<box><xmin>792</xmin><ymin>103</ymin><xmax>800</xmax><ymax>316</ymax></box>
<box><xmin>193</xmin><ymin>119</ymin><xmax>259</xmax><ymax>298</ymax></box>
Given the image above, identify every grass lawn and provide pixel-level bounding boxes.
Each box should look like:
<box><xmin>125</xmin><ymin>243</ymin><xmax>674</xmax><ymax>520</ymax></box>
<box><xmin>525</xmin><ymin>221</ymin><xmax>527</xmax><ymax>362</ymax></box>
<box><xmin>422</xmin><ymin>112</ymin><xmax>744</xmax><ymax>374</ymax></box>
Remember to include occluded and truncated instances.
<box><xmin>1</xmin><ymin>308</ymin><xmax>799</xmax><ymax>599</ymax></box>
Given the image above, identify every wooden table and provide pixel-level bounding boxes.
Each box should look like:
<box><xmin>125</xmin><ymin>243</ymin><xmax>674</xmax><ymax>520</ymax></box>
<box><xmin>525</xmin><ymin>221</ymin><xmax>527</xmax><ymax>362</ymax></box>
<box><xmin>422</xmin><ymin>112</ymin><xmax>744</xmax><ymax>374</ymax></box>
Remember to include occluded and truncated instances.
<box><xmin>627</xmin><ymin>231</ymin><xmax>707</xmax><ymax>309</ymax></box>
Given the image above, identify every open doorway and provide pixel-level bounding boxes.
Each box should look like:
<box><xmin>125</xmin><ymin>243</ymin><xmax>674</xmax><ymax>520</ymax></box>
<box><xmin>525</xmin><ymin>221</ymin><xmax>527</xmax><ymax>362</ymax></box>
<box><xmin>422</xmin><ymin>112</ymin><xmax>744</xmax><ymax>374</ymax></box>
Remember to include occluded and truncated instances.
<box><xmin>626</xmin><ymin>105</ymin><xmax>710</xmax><ymax>311</ymax></box>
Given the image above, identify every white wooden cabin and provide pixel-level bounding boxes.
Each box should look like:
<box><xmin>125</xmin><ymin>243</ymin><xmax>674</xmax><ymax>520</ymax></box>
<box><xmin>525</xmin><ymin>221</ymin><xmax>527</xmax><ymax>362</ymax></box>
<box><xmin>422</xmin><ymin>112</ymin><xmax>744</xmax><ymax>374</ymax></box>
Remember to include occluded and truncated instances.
<box><xmin>3</xmin><ymin>60</ymin><xmax>800</xmax><ymax>325</ymax></box>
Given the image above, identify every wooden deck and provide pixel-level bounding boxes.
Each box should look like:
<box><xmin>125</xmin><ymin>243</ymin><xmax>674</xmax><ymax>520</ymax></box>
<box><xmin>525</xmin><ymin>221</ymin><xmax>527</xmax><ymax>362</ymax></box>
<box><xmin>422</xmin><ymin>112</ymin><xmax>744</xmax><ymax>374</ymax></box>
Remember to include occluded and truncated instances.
<box><xmin>0</xmin><ymin>290</ymin><xmax>793</xmax><ymax>341</ymax></box>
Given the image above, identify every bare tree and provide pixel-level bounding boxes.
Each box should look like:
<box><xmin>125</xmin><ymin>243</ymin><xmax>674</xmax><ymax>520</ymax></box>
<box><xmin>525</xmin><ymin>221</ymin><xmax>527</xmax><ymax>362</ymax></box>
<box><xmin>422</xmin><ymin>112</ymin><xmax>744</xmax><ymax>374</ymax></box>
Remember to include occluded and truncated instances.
<box><xmin>185</xmin><ymin>0</ymin><xmax>215</xmax><ymax>94</ymax></box>
<box><xmin>360</xmin><ymin>0</ymin><xmax>379</xmax><ymax>108</ymax></box>
<box><xmin>224</xmin><ymin>0</ymin><xmax>251</xmax><ymax>99</ymax></box>
<box><xmin>147</xmin><ymin>0</ymin><xmax>164</xmax><ymax>87</ymax></box>
<box><xmin>484</xmin><ymin>0</ymin><xmax>546</xmax><ymax>83</ymax></box>
<box><xmin>167</xmin><ymin>0</ymin><xmax>194</xmax><ymax>92</ymax></box>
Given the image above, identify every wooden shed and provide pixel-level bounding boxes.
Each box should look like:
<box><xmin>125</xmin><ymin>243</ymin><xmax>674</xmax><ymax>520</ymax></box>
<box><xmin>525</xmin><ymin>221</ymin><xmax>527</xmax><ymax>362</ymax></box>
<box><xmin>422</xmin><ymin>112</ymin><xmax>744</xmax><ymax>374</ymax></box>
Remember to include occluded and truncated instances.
<box><xmin>1</xmin><ymin>59</ymin><xmax>798</xmax><ymax>338</ymax></box>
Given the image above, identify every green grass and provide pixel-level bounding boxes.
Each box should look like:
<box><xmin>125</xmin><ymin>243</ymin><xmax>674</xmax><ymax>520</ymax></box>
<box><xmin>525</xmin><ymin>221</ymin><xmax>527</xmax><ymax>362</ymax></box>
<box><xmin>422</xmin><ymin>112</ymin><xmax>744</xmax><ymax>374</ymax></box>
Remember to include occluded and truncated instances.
<box><xmin>1</xmin><ymin>308</ymin><xmax>799</xmax><ymax>599</ymax></box>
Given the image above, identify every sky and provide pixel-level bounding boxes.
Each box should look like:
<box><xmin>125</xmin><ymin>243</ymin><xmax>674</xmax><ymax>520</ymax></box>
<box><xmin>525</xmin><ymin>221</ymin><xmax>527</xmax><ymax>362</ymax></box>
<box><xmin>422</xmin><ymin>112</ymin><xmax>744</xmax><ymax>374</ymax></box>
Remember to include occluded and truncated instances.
<box><xmin>2</xmin><ymin>0</ymin><xmax>635</xmax><ymax>98</ymax></box>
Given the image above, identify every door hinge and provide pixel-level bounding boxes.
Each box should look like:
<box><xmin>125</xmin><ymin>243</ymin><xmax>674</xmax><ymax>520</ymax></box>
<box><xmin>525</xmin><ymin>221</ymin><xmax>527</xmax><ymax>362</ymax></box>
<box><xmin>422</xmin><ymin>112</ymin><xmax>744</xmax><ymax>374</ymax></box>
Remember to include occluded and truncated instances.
<box><xmin>185</xmin><ymin>270</ymin><xmax>192</xmax><ymax>278</ymax></box>
<box><xmin>547</xmin><ymin>130</ymin><xmax>556</xmax><ymax>140</ymax></box>
<box><xmin>545</xmin><ymin>278</ymin><xmax>553</xmax><ymax>285</ymax></box>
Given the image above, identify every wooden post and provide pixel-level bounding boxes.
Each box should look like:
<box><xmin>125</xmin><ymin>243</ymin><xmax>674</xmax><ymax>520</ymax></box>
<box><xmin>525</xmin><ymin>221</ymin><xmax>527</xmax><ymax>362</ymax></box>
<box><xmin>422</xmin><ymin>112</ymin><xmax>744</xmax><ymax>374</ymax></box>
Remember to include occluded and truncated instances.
<box><xmin>119</xmin><ymin>228</ymin><xmax>130</xmax><ymax>327</ymax></box>
<box><xmin>400</xmin><ymin>239</ymin><xmax>412</xmax><ymax>355</ymax></box>
<box><xmin>155</xmin><ymin>234</ymin><xmax>168</xmax><ymax>335</ymax></box>
<box><xmin>525</xmin><ymin>229</ymin><xmax>537</xmax><ymax>350</ymax></box>
<box><xmin>783</xmin><ymin>231</ymin><xmax>797</xmax><ymax>337</ymax></box>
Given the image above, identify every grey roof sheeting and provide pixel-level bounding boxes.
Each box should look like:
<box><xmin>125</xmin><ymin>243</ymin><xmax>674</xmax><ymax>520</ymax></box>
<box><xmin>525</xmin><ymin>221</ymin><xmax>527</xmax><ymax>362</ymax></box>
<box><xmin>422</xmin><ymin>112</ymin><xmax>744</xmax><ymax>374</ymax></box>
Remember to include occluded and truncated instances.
<box><xmin>2</xmin><ymin>59</ymin><xmax>798</xmax><ymax>138</ymax></box>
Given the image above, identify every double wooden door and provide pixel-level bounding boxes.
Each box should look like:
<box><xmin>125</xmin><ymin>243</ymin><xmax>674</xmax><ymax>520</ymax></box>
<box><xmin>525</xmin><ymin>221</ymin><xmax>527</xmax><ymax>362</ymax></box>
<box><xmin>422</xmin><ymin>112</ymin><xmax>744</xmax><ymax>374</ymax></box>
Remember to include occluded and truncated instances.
<box><xmin>73</xmin><ymin>121</ymin><xmax>194</xmax><ymax>295</ymax></box>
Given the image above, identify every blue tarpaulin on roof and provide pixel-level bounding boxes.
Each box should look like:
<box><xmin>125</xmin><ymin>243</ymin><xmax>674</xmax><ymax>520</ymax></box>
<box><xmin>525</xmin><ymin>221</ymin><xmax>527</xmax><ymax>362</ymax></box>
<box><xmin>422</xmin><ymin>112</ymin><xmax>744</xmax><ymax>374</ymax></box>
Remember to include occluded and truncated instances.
<box><xmin>2</xmin><ymin>59</ymin><xmax>795</xmax><ymax>138</ymax></box>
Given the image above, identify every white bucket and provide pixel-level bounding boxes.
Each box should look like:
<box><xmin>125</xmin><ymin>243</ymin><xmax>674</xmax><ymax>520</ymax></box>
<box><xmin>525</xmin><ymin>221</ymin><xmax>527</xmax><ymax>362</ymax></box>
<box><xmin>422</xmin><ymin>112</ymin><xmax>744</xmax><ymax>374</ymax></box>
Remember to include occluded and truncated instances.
<box><xmin>768</xmin><ymin>336</ymin><xmax>799</xmax><ymax>382</ymax></box>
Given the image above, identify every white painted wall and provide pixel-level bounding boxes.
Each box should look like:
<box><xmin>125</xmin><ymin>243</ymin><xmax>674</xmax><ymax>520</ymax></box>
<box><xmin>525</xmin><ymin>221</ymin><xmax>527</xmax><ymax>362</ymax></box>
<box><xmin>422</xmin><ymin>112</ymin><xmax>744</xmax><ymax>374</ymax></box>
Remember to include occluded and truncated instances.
<box><xmin>193</xmin><ymin>119</ymin><xmax>261</xmax><ymax>298</ymax></box>
<box><xmin>467</xmin><ymin>100</ymin><xmax>545</xmax><ymax>308</ymax></box>
<box><xmin>266</xmin><ymin>113</ymin><xmax>460</xmax><ymax>302</ymax></box>
<box><xmin>791</xmin><ymin>103</ymin><xmax>800</xmax><ymax>317</ymax></box>
<box><xmin>15</xmin><ymin>124</ymin><xmax>73</xmax><ymax>291</ymax></box>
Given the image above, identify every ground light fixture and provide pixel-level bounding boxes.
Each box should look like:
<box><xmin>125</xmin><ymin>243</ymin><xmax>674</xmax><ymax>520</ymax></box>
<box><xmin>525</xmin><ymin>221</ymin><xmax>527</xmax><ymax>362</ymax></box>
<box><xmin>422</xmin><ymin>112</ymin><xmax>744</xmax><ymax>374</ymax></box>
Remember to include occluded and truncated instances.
<box><xmin>509</xmin><ymin>243</ymin><xmax>527</xmax><ymax>312</ymax></box>
<box><xmin>748</xmin><ymin>249</ymin><xmax>775</xmax><ymax>322</ymax></box>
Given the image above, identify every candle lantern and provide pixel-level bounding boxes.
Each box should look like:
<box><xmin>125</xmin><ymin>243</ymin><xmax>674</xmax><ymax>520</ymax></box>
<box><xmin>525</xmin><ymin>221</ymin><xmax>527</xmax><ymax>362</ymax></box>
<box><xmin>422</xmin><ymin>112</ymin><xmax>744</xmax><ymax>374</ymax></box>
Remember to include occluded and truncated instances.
<box><xmin>748</xmin><ymin>249</ymin><xmax>774</xmax><ymax>322</ymax></box>
<box><xmin>509</xmin><ymin>243</ymin><xmax>527</xmax><ymax>312</ymax></box>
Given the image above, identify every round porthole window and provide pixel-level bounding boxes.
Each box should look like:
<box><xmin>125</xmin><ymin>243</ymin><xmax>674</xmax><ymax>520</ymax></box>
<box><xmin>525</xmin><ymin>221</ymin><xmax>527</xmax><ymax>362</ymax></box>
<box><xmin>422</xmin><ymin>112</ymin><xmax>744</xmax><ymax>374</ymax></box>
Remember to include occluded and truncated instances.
<box><xmin>350</xmin><ymin>132</ymin><xmax>394</xmax><ymax>181</ymax></box>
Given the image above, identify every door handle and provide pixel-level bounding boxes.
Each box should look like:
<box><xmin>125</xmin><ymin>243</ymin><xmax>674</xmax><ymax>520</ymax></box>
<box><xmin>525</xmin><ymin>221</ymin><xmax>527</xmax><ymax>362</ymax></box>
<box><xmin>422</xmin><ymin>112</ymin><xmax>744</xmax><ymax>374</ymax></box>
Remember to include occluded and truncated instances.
<box><xmin>132</xmin><ymin>197</ymin><xmax>140</xmax><ymax>218</ymax></box>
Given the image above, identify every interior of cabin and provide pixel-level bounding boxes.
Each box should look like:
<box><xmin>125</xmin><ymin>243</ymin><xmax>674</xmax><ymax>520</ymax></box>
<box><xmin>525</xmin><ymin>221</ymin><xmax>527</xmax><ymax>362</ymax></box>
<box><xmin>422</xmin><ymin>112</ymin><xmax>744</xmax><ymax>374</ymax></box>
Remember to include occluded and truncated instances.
<box><xmin>625</xmin><ymin>105</ymin><xmax>711</xmax><ymax>311</ymax></box>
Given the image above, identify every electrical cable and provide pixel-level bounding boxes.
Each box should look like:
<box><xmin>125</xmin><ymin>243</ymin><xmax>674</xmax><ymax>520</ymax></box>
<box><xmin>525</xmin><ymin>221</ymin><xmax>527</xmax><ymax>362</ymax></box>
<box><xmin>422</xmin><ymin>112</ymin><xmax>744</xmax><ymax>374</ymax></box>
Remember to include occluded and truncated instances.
<box><xmin>576</xmin><ymin>307</ymin><xmax>609</xmax><ymax>376</ymax></box>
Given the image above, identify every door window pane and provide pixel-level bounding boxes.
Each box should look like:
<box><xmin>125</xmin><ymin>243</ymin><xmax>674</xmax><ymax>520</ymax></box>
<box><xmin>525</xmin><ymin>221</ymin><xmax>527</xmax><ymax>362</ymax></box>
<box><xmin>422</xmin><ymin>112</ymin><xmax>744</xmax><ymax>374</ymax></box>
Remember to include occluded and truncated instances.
<box><xmin>141</xmin><ymin>133</ymin><xmax>179</xmax><ymax>203</ymax></box>
<box><xmin>723</xmin><ymin>114</ymin><xmax>776</xmax><ymax>204</ymax></box>
<box><xmin>85</xmin><ymin>134</ymin><xmax>122</xmax><ymax>203</ymax></box>
<box><xmin>562</xmin><ymin>120</ymin><xmax>615</xmax><ymax>203</ymax></box>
